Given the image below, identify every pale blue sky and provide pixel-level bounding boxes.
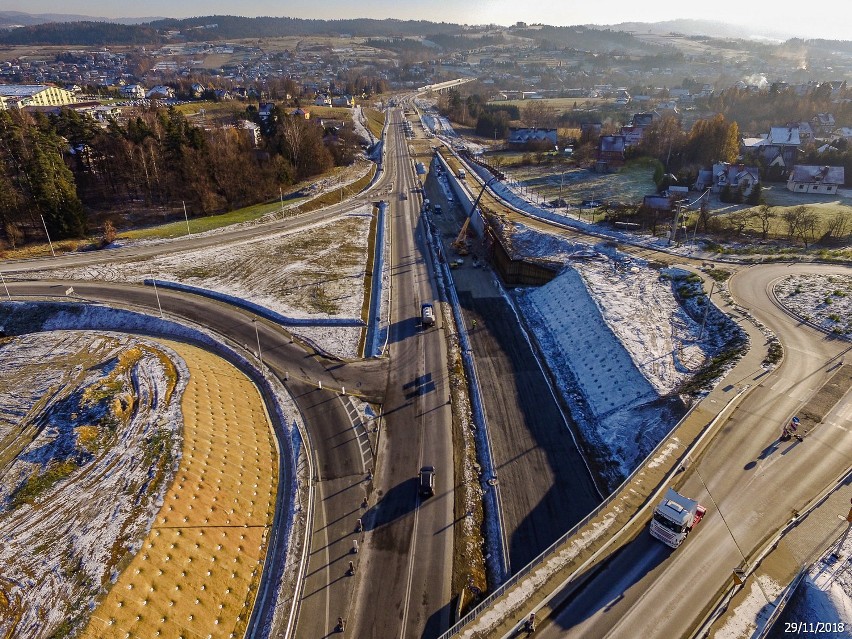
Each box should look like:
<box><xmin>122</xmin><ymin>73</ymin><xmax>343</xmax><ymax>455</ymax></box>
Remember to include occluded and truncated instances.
<box><xmin>4</xmin><ymin>1</ymin><xmax>850</xmax><ymax>40</ymax></box>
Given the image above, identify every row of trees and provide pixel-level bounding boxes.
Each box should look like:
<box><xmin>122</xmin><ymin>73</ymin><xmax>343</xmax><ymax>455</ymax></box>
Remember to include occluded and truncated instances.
<box><xmin>0</xmin><ymin>104</ymin><xmax>366</xmax><ymax>247</ymax></box>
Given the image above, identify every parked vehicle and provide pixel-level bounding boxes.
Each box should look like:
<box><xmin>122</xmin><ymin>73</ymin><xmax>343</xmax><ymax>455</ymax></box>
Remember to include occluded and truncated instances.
<box><xmin>421</xmin><ymin>303</ymin><xmax>435</xmax><ymax>326</ymax></box>
<box><xmin>649</xmin><ymin>488</ymin><xmax>706</xmax><ymax>548</ymax></box>
<box><xmin>418</xmin><ymin>466</ymin><xmax>435</xmax><ymax>497</ymax></box>
<box><xmin>457</xmin><ymin>168</ymin><xmax>466</xmax><ymax>179</ymax></box>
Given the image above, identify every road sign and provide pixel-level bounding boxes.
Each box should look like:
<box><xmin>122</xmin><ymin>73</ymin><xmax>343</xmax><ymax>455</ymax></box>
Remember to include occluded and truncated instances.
<box><xmin>732</xmin><ymin>569</ymin><xmax>746</xmax><ymax>586</ymax></box>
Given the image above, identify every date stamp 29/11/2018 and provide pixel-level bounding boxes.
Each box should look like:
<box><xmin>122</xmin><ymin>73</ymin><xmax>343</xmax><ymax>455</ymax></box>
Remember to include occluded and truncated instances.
<box><xmin>783</xmin><ymin>622</ymin><xmax>847</xmax><ymax>634</ymax></box>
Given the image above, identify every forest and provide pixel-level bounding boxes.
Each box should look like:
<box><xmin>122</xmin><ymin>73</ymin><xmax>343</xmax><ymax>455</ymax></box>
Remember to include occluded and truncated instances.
<box><xmin>0</xmin><ymin>16</ymin><xmax>469</xmax><ymax>46</ymax></box>
<box><xmin>0</xmin><ymin>104</ymin><xmax>367</xmax><ymax>247</ymax></box>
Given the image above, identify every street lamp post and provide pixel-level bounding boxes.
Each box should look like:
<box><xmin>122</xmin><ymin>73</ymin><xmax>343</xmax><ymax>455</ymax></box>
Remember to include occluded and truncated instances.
<box><xmin>40</xmin><ymin>214</ymin><xmax>56</xmax><ymax>258</ymax></box>
<box><xmin>150</xmin><ymin>268</ymin><xmax>164</xmax><ymax>318</ymax></box>
<box><xmin>252</xmin><ymin>317</ymin><xmax>263</xmax><ymax>369</ymax></box>
<box><xmin>183</xmin><ymin>201</ymin><xmax>191</xmax><ymax>236</ymax></box>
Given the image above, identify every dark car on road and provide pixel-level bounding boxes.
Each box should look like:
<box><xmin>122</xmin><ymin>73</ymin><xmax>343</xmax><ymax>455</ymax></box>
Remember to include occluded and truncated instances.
<box><xmin>418</xmin><ymin>466</ymin><xmax>435</xmax><ymax>497</ymax></box>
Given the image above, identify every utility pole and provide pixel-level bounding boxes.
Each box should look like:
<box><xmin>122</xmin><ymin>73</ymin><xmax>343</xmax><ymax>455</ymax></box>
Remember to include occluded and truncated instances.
<box><xmin>669</xmin><ymin>200</ymin><xmax>686</xmax><ymax>246</ymax></box>
<box><xmin>698</xmin><ymin>281</ymin><xmax>715</xmax><ymax>340</ymax></box>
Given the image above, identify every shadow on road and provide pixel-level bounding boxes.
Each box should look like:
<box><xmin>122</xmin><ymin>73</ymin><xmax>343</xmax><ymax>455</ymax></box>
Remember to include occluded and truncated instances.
<box><xmin>456</xmin><ymin>291</ymin><xmax>608</xmax><ymax>570</ymax></box>
<box><xmin>421</xmin><ymin>599</ymin><xmax>454</xmax><ymax>639</ymax></box>
<box><xmin>363</xmin><ymin>477</ymin><xmax>419</xmax><ymax>531</ymax></box>
<box><xmin>549</xmin><ymin>538</ymin><xmax>671</xmax><ymax>632</ymax></box>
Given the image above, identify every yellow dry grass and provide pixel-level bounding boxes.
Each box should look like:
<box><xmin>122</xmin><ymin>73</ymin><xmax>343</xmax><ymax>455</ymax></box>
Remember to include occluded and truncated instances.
<box><xmin>81</xmin><ymin>342</ymin><xmax>278</xmax><ymax>639</ymax></box>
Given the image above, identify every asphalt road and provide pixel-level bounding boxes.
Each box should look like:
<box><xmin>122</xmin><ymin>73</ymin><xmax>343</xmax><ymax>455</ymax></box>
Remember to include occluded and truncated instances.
<box><xmin>347</xmin><ymin>107</ymin><xmax>454</xmax><ymax>639</ymax></box>
<box><xmin>458</xmin><ymin>291</ymin><xmax>602</xmax><ymax>571</ymax></box>
<box><xmin>538</xmin><ymin>262</ymin><xmax>852</xmax><ymax>638</ymax></box>
<box><xmin>425</xmin><ymin>158</ymin><xmax>603</xmax><ymax>574</ymax></box>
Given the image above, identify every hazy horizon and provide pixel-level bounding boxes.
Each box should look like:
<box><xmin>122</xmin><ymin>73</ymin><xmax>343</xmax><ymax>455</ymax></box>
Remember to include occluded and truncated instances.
<box><xmin>2</xmin><ymin>1</ymin><xmax>849</xmax><ymax>41</ymax></box>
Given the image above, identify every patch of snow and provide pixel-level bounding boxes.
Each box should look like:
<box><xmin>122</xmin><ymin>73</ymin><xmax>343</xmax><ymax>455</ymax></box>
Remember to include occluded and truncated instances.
<box><xmin>29</xmin><ymin>208</ymin><xmax>374</xmax><ymax>359</ymax></box>
<box><xmin>513</xmin><ymin>234</ymin><xmax>741</xmax><ymax>483</ymax></box>
<box><xmin>0</xmin><ymin>331</ymin><xmax>187</xmax><ymax>639</ymax></box>
<box><xmin>774</xmin><ymin>274</ymin><xmax>852</xmax><ymax>337</ymax></box>
<box><xmin>715</xmin><ymin>576</ymin><xmax>784</xmax><ymax>639</ymax></box>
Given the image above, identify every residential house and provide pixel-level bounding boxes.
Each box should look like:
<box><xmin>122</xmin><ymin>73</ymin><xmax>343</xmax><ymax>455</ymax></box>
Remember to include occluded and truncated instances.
<box><xmin>668</xmin><ymin>88</ymin><xmax>691</xmax><ymax>99</ymax></box>
<box><xmin>812</xmin><ymin>113</ymin><xmax>835</xmax><ymax>135</ymax></box>
<box><xmin>708</xmin><ymin>162</ymin><xmax>760</xmax><ymax>197</ymax></box>
<box><xmin>596</xmin><ymin>135</ymin><xmax>626</xmax><ymax>171</ymax></box>
<box><xmin>240</xmin><ymin>120</ymin><xmax>261</xmax><ymax>147</ymax></box>
<box><xmin>642</xmin><ymin>194</ymin><xmax>673</xmax><ymax>212</ymax></box>
<box><xmin>190</xmin><ymin>82</ymin><xmax>205</xmax><ymax>98</ymax></box>
<box><xmin>314</xmin><ymin>94</ymin><xmax>332</xmax><ymax>106</ymax></box>
<box><xmin>258</xmin><ymin>102</ymin><xmax>275</xmax><ymax>120</ymax></box>
<box><xmin>145</xmin><ymin>85</ymin><xmax>175</xmax><ymax>99</ymax></box>
<box><xmin>507</xmin><ymin>127</ymin><xmax>558</xmax><ymax>148</ymax></box>
<box><xmin>786</xmin><ymin>165</ymin><xmax>844</xmax><ymax>194</ymax></box>
<box><xmin>833</xmin><ymin>127</ymin><xmax>852</xmax><ymax>141</ymax></box>
<box><xmin>655</xmin><ymin>101</ymin><xmax>679</xmax><ymax>115</ymax></box>
<box><xmin>744</xmin><ymin>126</ymin><xmax>800</xmax><ymax>167</ymax></box>
<box><xmin>693</xmin><ymin>169</ymin><xmax>713</xmax><ymax>191</ymax></box>
<box><xmin>620</xmin><ymin>112</ymin><xmax>658</xmax><ymax>147</ymax></box>
<box><xmin>331</xmin><ymin>94</ymin><xmax>355</xmax><ymax>108</ymax></box>
<box><xmin>290</xmin><ymin>108</ymin><xmax>310</xmax><ymax>119</ymax></box>
<box><xmin>796</xmin><ymin>121</ymin><xmax>815</xmax><ymax>143</ymax></box>
<box><xmin>120</xmin><ymin>84</ymin><xmax>145</xmax><ymax>99</ymax></box>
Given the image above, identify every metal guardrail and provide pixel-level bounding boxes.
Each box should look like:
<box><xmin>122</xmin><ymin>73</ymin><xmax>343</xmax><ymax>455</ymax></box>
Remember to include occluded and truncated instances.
<box><xmin>364</xmin><ymin>202</ymin><xmax>388</xmax><ymax>357</ymax></box>
<box><xmin>144</xmin><ymin>279</ymin><xmax>364</xmax><ymax>327</ymax></box>
<box><xmin>757</xmin><ymin>567</ymin><xmax>807</xmax><ymax>638</ymax></box>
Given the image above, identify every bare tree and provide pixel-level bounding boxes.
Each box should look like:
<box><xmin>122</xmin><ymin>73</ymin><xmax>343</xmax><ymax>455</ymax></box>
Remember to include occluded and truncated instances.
<box><xmin>522</xmin><ymin>101</ymin><xmax>557</xmax><ymax>129</ymax></box>
<box><xmin>754</xmin><ymin>204</ymin><xmax>776</xmax><ymax>240</ymax></box>
<box><xmin>726</xmin><ymin>209</ymin><xmax>753</xmax><ymax>235</ymax></box>
<box><xmin>782</xmin><ymin>206</ymin><xmax>807</xmax><ymax>241</ymax></box>
<box><xmin>824</xmin><ymin>211</ymin><xmax>850</xmax><ymax>240</ymax></box>
<box><xmin>798</xmin><ymin>208</ymin><xmax>820</xmax><ymax>248</ymax></box>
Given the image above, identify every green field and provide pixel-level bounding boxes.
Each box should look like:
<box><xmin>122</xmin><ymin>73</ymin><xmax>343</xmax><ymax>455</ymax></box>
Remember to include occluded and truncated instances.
<box><xmin>498</xmin><ymin>158</ymin><xmax>658</xmax><ymax>206</ymax></box>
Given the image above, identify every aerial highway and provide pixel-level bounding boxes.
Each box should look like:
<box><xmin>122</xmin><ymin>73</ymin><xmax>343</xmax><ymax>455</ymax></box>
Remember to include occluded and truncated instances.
<box><xmin>5</xmin><ymin>93</ymin><xmax>852</xmax><ymax>639</ymax></box>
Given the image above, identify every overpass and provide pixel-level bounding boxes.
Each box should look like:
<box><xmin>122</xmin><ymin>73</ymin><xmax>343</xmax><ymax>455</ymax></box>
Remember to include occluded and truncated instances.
<box><xmin>417</xmin><ymin>78</ymin><xmax>475</xmax><ymax>94</ymax></box>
